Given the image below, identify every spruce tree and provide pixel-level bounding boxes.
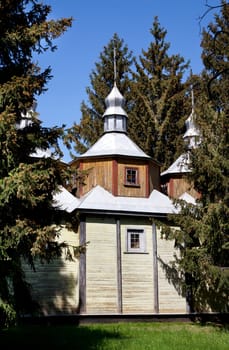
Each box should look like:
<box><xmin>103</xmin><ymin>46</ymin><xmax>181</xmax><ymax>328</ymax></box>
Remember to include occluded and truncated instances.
<box><xmin>64</xmin><ymin>33</ymin><xmax>135</xmax><ymax>156</ymax></box>
<box><xmin>201</xmin><ymin>0</ymin><xmax>229</xmax><ymax>115</ymax></box>
<box><xmin>0</xmin><ymin>0</ymin><xmax>75</xmax><ymax>325</ymax></box>
<box><xmin>164</xmin><ymin>2</ymin><xmax>229</xmax><ymax>312</ymax></box>
<box><xmin>129</xmin><ymin>17</ymin><xmax>190</xmax><ymax>169</ymax></box>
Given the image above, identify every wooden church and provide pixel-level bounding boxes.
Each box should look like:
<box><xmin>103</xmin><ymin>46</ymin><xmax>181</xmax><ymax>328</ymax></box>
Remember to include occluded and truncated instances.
<box><xmin>23</xmin><ymin>80</ymin><xmax>200</xmax><ymax>317</ymax></box>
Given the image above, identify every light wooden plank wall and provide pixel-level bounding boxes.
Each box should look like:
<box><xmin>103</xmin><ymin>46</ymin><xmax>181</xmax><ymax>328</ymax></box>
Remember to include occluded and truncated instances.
<box><xmin>85</xmin><ymin>217</ymin><xmax>118</xmax><ymax>313</ymax></box>
<box><xmin>23</xmin><ymin>218</ymin><xmax>187</xmax><ymax>315</ymax></box>
<box><xmin>23</xmin><ymin>227</ymin><xmax>80</xmax><ymax>315</ymax></box>
<box><xmin>156</xmin><ymin>227</ymin><xmax>187</xmax><ymax>313</ymax></box>
<box><xmin>121</xmin><ymin>218</ymin><xmax>155</xmax><ymax>313</ymax></box>
<box><xmin>84</xmin><ymin>216</ymin><xmax>186</xmax><ymax>315</ymax></box>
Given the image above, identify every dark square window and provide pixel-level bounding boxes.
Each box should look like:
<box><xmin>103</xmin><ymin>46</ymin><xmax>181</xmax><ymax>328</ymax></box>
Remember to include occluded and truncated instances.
<box><xmin>125</xmin><ymin>168</ymin><xmax>138</xmax><ymax>185</ymax></box>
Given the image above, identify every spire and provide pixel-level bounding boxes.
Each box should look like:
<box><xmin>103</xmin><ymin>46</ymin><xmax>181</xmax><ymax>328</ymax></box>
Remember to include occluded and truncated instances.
<box><xmin>183</xmin><ymin>84</ymin><xmax>200</xmax><ymax>149</ymax></box>
<box><xmin>102</xmin><ymin>42</ymin><xmax>128</xmax><ymax>134</ymax></box>
<box><xmin>113</xmin><ymin>44</ymin><xmax>117</xmax><ymax>85</ymax></box>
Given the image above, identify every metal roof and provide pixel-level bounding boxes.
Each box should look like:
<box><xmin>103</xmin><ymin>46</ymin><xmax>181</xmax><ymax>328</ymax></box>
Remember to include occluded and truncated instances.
<box><xmin>78</xmin><ymin>132</ymin><xmax>151</xmax><ymax>159</ymax></box>
<box><xmin>161</xmin><ymin>153</ymin><xmax>191</xmax><ymax>176</ymax></box>
<box><xmin>102</xmin><ymin>83</ymin><xmax>127</xmax><ymax>119</ymax></box>
<box><xmin>78</xmin><ymin>82</ymin><xmax>151</xmax><ymax>160</ymax></box>
<box><xmin>53</xmin><ymin>186</ymin><xmax>80</xmax><ymax>213</ymax></box>
<box><xmin>53</xmin><ymin>185</ymin><xmax>199</xmax><ymax>215</ymax></box>
<box><xmin>77</xmin><ymin>185</ymin><xmax>178</xmax><ymax>215</ymax></box>
<box><xmin>161</xmin><ymin>98</ymin><xmax>200</xmax><ymax>177</ymax></box>
<box><xmin>179</xmin><ymin>192</ymin><xmax>196</xmax><ymax>204</ymax></box>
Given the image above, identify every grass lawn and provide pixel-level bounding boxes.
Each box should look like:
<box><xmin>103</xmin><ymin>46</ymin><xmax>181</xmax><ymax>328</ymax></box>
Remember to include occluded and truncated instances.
<box><xmin>0</xmin><ymin>321</ymin><xmax>228</xmax><ymax>349</ymax></box>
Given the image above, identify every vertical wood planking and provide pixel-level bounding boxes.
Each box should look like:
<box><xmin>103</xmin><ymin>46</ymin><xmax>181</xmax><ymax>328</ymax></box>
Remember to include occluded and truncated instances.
<box><xmin>86</xmin><ymin>218</ymin><xmax>118</xmax><ymax>313</ymax></box>
<box><xmin>112</xmin><ymin>159</ymin><xmax>118</xmax><ymax>196</ymax></box>
<box><xmin>121</xmin><ymin>218</ymin><xmax>154</xmax><ymax>313</ymax></box>
<box><xmin>145</xmin><ymin>163</ymin><xmax>149</xmax><ymax>197</ymax></box>
<box><xmin>157</xmin><ymin>231</ymin><xmax>187</xmax><ymax>313</ymax></box>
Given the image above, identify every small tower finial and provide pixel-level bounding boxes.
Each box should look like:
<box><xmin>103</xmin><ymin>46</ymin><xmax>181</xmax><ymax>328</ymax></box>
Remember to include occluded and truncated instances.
<box><xmin>190</xmin><ymin>69</ymin><xmax>195</xmax><ymax>112</ymax></box>
<box><xmin>183</xmin><ymin>73</ymin><xmax>200</xmax><ymax>149</ymax></box>
<box><xmin>113</xmin><ymin>40</ymin><xmax>117</xmax><ymax>85</ymax></box>
<box><xmin>191</xmin><ymin>86</ymin><xmax>195</xmax><ymax>114</ymax></box>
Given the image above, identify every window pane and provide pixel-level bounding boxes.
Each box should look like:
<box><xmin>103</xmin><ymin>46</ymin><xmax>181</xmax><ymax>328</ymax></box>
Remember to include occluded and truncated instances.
<box><xmin>127</xmin><ymin>229</ymin><xmax>145</xmax><ymax>252</ymax></box>
<box><xmin>130</xmin><ymin>233</ymin><xmax>140</xmax><ymax>248</ymax></box>
<box><xmin>126</xmin><ymin>168</ymin><xmax>137</xmax><ymax>184</ymax></box>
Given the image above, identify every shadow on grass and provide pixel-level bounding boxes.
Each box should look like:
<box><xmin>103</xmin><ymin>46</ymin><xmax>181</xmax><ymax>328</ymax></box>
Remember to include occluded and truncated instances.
<box><xmin>0</xmin><ymin>324</ymin><xmax>124</xmax><ymax>349</ymax></box>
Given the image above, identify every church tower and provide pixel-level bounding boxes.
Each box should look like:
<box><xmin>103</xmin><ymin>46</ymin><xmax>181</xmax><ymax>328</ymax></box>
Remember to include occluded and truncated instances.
<box><xmin>70</xmin><ymin>80</ymin><xmax>161</xmax><ymax>198</ymax></box>
<box><xmin>160</xmin><ymin>89</ymin><xmax>200</xmax><ymax>202</ymax></box>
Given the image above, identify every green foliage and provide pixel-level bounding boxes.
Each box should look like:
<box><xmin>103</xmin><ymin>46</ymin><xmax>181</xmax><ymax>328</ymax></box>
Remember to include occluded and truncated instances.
<box><xmin>0</xmin><ymin>301</ymin><xmax>16</xmax><ymax>328</ymax></box>
<box><xmin>64</xmin><ymin>33</ymin><xmax>135</xmax><ymax>156</ymax></box>
<box><xmin>0</xmin><ymin>323</ymin><xmax>228</xmax><ymax>349</ymax></box>
<box><xmin>201</xmin><ymin>0</ymin><xmax>229</xmax><ymax>113</ymax></box>
<box><xmin>162</xmin><ymin>2</ymin><xmax>229</xmax><ymax>312</ymax></box>
<box><xmin>67</xmin><ymin>19</ymin><xmax>191</xmax><ymax>169</ymax></box>
<box><xmin>165</xmin><ymin>198</ymin><xmax>229</xmax><ymax>312</ymax></box>
<box><xmin>0</xmin><ymin>0</ymin><xmax>78</xmax><ymax>327</ymax></box>
<box><xmin>128</xmin><ymin>17</ymin><xmax>190</xmax><ymax>169</ymax></box>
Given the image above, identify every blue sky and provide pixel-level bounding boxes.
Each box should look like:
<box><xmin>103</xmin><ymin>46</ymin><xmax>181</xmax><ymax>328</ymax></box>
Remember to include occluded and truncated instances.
<box><xmin>35</xmin><ymin>0</ymin><xmax>220</xmax><ymax>161</ymax></box>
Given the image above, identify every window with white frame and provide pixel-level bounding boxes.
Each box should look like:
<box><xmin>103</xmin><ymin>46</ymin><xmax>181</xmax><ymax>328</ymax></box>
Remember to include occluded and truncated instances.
<box><xmin>126</xmin><ymin>228</ymin><xmax>146</xmax><ymax>253</ymax></box>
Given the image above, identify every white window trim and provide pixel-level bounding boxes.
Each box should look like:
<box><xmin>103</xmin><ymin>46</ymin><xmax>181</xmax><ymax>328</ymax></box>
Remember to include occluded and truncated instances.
<box><xmin>126</xmin><ymin>228</ymin><xmax>146</xmax><ymax>253</ymax></box>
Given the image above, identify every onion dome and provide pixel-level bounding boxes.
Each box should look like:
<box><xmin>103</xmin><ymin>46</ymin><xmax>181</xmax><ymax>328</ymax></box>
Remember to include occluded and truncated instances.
<box><xmin>183</xmin><ymin>91</ymin><xmax>201</xmax><ymax>149</ymax></box>
<box><xmin>102</xmin><ymin>82</ymin><xmax>128</xmax><ymax>133</ymax></box>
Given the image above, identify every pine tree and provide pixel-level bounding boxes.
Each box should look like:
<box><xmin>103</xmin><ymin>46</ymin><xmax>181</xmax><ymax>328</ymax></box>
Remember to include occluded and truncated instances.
<box><xmin>201</xmin><ymin>0</ymin><xmax>229</xmax><ymax>115</ymax></box>
<box><xmin>0</xmin><ymin>0</ymin><xmax>75</xmax><ymax>325</ymax></box>
<box><xmin>163</xmin><ymin>2</ymin><xmax>229</xmax><ymax>312</ymax></box>
<box><xmin>128</xmin><ymin>17</ymin><xmax>190</xmax><ymax>169</ymax></box>
<box><xmin>64</xmin><ymin>33</ymin><xmax>135</xmax><ymax>156</ymax></box>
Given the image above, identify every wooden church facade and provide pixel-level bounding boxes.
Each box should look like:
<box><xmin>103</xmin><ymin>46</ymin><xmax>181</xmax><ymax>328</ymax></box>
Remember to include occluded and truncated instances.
<box><xmin>78</xmin><ymin>214</ymin><xmax>186</xmax><ymax>315</ymax></box>
<box><xmin>23</xmin><ymin>83</ymin><xmax>200</xmax><ymax>317</ymax></box>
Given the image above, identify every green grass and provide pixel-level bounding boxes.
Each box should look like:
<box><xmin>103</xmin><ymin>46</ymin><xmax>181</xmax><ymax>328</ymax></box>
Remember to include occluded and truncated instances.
<box><xmin>0</xmin><ymin>322</ymin><xmax>228</xmax><ymax>350</ymax></box>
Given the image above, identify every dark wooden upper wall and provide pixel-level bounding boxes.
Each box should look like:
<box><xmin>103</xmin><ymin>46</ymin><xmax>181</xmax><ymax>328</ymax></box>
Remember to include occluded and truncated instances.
<box><xmin>71</xmin><ymin>156</ymin><xmax>161</xmax><ymax>198</ymax></box>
